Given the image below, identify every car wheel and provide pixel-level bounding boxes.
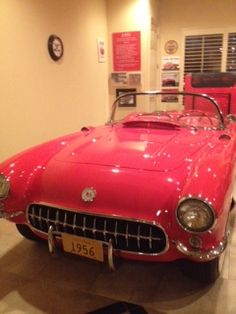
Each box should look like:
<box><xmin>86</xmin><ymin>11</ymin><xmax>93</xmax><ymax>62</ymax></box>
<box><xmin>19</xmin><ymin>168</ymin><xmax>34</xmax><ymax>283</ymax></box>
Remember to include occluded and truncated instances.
<box><xmin>16</xmin><ymin>224</ymin><xmax>45</xmax><ymax>242</ymax></box>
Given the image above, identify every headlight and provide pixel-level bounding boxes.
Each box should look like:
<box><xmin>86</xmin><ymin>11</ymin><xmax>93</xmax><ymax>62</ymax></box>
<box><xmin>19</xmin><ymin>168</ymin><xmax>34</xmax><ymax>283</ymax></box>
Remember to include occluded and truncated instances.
<box><xmin>0</xmin><ymin>174</ymin><xmax>10</xmax><ymax>199</ymax></box>
<box><xmin>176</xmin><ymin>198</ymin><xmax>215</xmax><ymax>233</ymax></box>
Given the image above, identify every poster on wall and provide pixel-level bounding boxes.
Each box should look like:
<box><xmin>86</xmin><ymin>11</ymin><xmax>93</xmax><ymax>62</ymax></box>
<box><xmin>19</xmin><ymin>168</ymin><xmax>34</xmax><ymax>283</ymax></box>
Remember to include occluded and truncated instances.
<box><xmin>112</xmin><ymin>31</ymin><xmax>141</xmax><ymax>71</ymax></box>
<box><xmin>162</xmin><ymin>56</ymin><xmax>180</xmax><ymax>71</ymax></box>
<box><xmin>97</xmin><ymin>37</ymin><xmax>106</xmax><ymax>63</ymax></box>
<box><xmin>116</xmin><ymin>88</ymin><xmax>137</xmax><ymax>107</ymax></box>
<box><xmin>161</xmin><ymin>72</ymin><xmax>179</xmax><ymax>87</ymax></box>
<box><xmin>111</xmin><ymin>72</ymin><xmax>128</xmax><ymax>86</ymax></box>
<box><xmin>161</xmin><ymin>89</ymin><xmax>179</xmax><ymax>103</ymax></box>
<box><xmin>128</xmin><ymin>73</ymin><xmax>141</xmax><ymax>86</ymax></box>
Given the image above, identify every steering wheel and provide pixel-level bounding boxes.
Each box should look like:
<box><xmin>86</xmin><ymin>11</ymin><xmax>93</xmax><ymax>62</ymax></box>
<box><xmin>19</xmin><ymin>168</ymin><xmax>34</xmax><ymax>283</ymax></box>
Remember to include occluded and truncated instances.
<box><xmin>177</xmin><ymin>110</ymin><xmax>213</xmax><ymax>126</ymax></box>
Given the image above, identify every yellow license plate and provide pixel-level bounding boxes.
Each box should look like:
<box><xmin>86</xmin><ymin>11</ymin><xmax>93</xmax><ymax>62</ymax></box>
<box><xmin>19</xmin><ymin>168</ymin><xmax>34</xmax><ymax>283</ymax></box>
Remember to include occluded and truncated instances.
<box><xmin>62</xmin><ymin>234</ymin><xmax>104</xmax><ymax>262</ymax></box>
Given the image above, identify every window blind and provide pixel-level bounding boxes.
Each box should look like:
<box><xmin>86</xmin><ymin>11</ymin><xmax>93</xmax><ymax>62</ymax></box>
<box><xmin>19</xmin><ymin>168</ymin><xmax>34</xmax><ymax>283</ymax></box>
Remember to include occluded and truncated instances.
<box><xmin>184</xmin><ymin>34</ymin><xmax>223</xmax><ymax>75</ymax></box>
<box><xmin>226</xmin><ymin>33</ymin><xmax>236</xmax><ymax>72</ymax></box>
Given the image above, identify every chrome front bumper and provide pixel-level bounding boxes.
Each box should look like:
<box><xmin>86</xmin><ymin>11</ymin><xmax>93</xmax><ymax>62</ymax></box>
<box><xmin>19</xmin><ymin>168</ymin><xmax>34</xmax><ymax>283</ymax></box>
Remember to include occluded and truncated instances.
<box><xmin>1</xmin><ymin>202</ymin><xmax>228</xmax><ymax>264</ymax></box>
<box><xmin>47</xmin><ymin>225</ymin><xmax>118</xmax><ymax>271</ymax></box>
<box><xmin>0</xmin><ymin>206</ymin><xmax>24</xmax><ymax>219</ymax></box>
<box><xmin>174</xmin><ymin>235</ymin><xmax>228</xmax><ymax>261</ymax></box>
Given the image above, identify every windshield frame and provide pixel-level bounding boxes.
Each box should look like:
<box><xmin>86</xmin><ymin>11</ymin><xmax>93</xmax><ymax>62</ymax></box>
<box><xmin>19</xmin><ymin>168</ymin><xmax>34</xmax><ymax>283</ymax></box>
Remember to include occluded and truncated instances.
<box><xmin>108</xmin><ymin>91</ymin><xmax>225</xmax><ymax>130</ymax></box>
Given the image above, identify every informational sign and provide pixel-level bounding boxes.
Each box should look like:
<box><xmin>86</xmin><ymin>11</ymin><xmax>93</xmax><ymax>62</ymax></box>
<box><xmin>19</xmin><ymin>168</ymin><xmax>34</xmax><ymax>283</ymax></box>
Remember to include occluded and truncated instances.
<box><xmin>97</xmin><ymin>37</ymin><xmax>106</xmax><ymax>63</ymax></box>
<box><xmin>161</xmin><ymin>72</ymin><xmax>179</xmax><ymax>87</ymax></box>
<box><xmin>128</xmin><ymin>73</ymin><xmax>141</xmax><ymax>85</ymax></box>
<box><xmin>111</xmin><ymin>72</ymin><xmax>128</xmax><ymax>86</ymax></box>
<box><xmin>162</xmin><ymin>56</ymin><xmax>180</xmax><ymax>71</ymax></box>
<box><xmin>112</xmin><ymin>31</ymin><xmax>141</xmax><ymax>71</ymax></box>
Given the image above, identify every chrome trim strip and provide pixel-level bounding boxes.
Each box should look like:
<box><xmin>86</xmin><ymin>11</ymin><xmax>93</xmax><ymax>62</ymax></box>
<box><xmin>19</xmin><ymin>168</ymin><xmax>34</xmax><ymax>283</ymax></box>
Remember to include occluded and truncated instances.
<box><xmin>125</xmin><ymin>223</ymin><xmax>128</xmax><ymax>247</ymax></box>
<box><xmin>114</xmin><ymin>220</ymin><xmax>118</xmax><ymax>246</ymax></box>
<box><xmin>73</xmin><ymin>213</ymin><xmax>77</xmax><ymax>235</ymax></box>
<box><xmin>39</xmin><ymin>207</ymin><xmax>43</xmax><ymax>230</ymax></box>
<box><xmin>103</xmin><ymin>219</ymin><xmax>107</xmax><ymax>242</ymax></box>
<box><xmin>46</xmin><ymin>208</ymin><xmax>50</xmax><ymax>229</ymax></box>
<box><xmin>149</xmin><ymin>226</ymin><xmax>152</xmax><ymax>250</ymax></box>
<box><xmin>137</xmin><ymin>224</ymin><xmax>140</xmax><ymax>250</ymax></box>
<box><xmin>55</xmin><ymin>210</ymin><xmax>59</xmax><ymax>232</ymax></box>
<box><xmin>32</xmin><ymin>207</ymin><xmax>36</xmax><ymax>226</ymax></box>
<box><xmin>64</xmin><ymin>212</ymin><xmax>67</xmax><ymax>232</ymax></box>
<box><xmin>82</xmin><ymin>216</ymin><xmax>86</xmax><ymax>234</ymax></box>
<box><xmin>92</xmin><ymin>217</ymin><xmax>96</xmax><ymax>238</ymax></box>
<box><xmin>174</xmin><ymin>235</ymin><xmax>228</xmax><ymax>261</ymax></box>
<box><xmin>48</xmin><ymin>225</ymin><xmax>57</xmax><ymax>257</ymax></box>
<box><xmin>0</xmin><ymin>210</ymin><xmax>24</xmax><ymax>219</ymax></box>
<box><xmin>108</xmin><ymin>238</ymin><xmax>116</xmax><ymax>271</ymax></box>
<box><xmin>32</xmin><ymin>225</ymin><xmax>166</xmax><ymax>257</ymax></box>
<box><xmin>26</xmin><ymin>202</ymin><xmax>169</xmax><ymax>256</ymax></box>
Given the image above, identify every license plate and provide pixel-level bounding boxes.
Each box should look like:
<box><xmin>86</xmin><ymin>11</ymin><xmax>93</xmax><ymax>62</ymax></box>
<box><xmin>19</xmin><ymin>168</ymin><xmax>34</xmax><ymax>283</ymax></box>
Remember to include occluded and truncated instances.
<box><xmin>62</xmin><ymin>233</ymin><xmax>104</xmax><ymax>262</ymax></box>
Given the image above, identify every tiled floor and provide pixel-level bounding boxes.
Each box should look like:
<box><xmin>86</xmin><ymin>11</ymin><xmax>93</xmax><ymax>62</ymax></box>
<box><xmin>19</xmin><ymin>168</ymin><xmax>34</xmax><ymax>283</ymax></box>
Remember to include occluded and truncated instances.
<box><xmin>0</xmin><ymin>208</ymin><xmax>236</xmax><ymax>314</ymax></box>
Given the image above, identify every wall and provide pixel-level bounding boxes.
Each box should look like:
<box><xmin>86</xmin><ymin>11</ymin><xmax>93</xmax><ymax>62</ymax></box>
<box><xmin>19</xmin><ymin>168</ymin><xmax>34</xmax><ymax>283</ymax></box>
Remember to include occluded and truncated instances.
<box><xmin>0</xmin><ymin>0</ymin><xmax>108</xmax><ymax>161</ymax></box>
<box><xmin>3</xmin><ymin>0</ymin><xmax>235</xmax><ymax>162</ymax></box>
<box><xmin>158</xmin><ymin>0</ymin><xmax>236</xmax><ymax>89</ymax></box>
<box><xmin>107</xmin><ymin>0</ymin><xmax>159</xmax><ymax>115</ymax></box>
<box><xmin>159</xmin><ymin>0</ymin><xmax>236</xmax><ymax>32</ymax></box>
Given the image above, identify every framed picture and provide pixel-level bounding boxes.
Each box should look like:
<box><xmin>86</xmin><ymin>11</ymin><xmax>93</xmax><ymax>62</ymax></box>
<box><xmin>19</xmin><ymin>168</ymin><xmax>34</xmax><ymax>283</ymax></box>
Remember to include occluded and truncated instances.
<box><xmin>161</xmin><ymin>89</ymin><xmax>179</xmax><ymax>103</ymax></box>
<box><xmin>161</xmin><ymin>72</ymin><xmax>179</xmax><ymax>87</ymax></box>
<box><xmin>116</xmin><ymin>88</ymin><xmax>136</xmax><ymax>107</ymax></box>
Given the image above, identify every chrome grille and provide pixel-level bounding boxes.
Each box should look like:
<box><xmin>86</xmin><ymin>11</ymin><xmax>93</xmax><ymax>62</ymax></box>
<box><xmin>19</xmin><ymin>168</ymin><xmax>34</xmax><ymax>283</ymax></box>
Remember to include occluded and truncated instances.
<box><xmin>27</xmin><ymin>204</ymin><xmax>167</xmax><ymax>255</ymax></box>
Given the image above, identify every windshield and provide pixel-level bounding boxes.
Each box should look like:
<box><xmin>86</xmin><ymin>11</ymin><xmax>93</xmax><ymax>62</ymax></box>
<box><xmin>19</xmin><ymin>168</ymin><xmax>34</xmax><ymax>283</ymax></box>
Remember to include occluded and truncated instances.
<box><xmin>109</xmin><ymin>92</ymin><xmax>224</xmax><ymax>130</ymax></box>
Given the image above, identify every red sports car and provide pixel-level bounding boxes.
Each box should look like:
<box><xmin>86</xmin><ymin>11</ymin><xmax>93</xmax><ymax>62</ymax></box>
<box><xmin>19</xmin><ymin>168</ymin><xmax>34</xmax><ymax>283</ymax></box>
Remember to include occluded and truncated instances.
<box><xmin>0</xmin><ymin>91</ymin><xmax>235</xmax><ymax>283</ymax></box>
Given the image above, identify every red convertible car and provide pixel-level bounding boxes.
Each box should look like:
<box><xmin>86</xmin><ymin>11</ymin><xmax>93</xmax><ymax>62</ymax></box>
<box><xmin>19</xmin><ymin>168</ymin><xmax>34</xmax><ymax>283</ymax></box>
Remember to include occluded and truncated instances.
<box><xmin>0</xmin><ymin>91</ymin><xmax>236</xmax><ymax>283</ymax></box>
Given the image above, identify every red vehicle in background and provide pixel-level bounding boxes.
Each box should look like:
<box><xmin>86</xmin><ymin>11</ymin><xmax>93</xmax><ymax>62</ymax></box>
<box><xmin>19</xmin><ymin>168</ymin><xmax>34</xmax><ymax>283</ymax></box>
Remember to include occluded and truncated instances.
<box><xmin>184</xmin><ymin>72</ymin><xmax>236</xmax><ymax>115</ymax></box>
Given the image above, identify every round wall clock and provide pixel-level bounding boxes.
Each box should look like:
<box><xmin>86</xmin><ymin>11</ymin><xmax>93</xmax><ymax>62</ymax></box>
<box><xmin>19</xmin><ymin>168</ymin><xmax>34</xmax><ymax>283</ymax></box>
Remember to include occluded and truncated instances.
<box><xmin>48</xmin><ymin>34</ymin><xmax>64</xmax><ymax>61</ymax></box>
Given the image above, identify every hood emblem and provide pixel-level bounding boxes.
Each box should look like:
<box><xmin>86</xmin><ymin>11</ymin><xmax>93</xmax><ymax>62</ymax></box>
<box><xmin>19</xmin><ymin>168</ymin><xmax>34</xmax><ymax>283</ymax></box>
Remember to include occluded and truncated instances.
<box><xmin>81</xmin><ymin>187</ymin><xmax>96</xmax><ymax>202</ymax></box>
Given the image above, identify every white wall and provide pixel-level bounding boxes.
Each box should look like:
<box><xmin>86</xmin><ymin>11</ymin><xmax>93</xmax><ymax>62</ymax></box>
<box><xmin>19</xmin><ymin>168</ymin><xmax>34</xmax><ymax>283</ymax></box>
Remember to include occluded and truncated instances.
<box><xmin>2</xmin><ymin>0</ymin><xmax>236</xmax><ymax>161</ymax></box>
<box><xmin>107</xmin><ymin>0</ymin><xmax>159</xmax><ymax>118</ymax></box>
<box><xmin>0</xmin><ymin>0</ymin><xmax>108</xmax><ymax>161</ymax></box>
<box><xmin>158</xmin><ymin>0</ymin><xmax>236</xmax><ymax>89</ymax></box>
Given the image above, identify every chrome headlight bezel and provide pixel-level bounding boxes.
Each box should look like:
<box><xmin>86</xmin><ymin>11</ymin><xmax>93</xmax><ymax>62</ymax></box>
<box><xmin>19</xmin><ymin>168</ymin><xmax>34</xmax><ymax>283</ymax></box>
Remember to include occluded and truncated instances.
<box><xmin>0</xmin><ymin>174</ymin><xmax>10</xmax><ymax>199</ymax></box>
<box><xmin>176</xmin><ymin>198</ymin><xmax>215</xmax><ymax>233</ymax></box>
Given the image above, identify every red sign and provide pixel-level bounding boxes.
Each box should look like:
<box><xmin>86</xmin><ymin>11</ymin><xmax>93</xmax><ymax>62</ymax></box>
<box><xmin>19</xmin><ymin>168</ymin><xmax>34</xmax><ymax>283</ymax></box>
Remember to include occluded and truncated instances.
<box><xmin>112</xmin><ymin>31</ymin><xmax>141</xmax><ymax>72</ymax></box>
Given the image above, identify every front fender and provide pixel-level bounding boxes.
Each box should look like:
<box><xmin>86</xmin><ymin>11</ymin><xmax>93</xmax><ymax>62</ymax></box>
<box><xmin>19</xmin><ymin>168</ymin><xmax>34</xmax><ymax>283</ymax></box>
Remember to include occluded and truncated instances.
<box><xmin>178</xmin><ymin>136</ymin><xmax>236</xmax><ymax>246</ymax></box>
<box><xmin>0</xmin><ymin>131</ymin><xmax>82</xmax><ymax>221</ymax></box>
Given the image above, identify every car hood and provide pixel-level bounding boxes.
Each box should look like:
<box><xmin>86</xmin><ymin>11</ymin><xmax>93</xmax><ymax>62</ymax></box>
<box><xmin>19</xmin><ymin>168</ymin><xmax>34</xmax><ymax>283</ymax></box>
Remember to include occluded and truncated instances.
<box><xmin>54</xmin><ymin>125</ymin><xmax>212</xmax><ymax>172</ymax></box>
